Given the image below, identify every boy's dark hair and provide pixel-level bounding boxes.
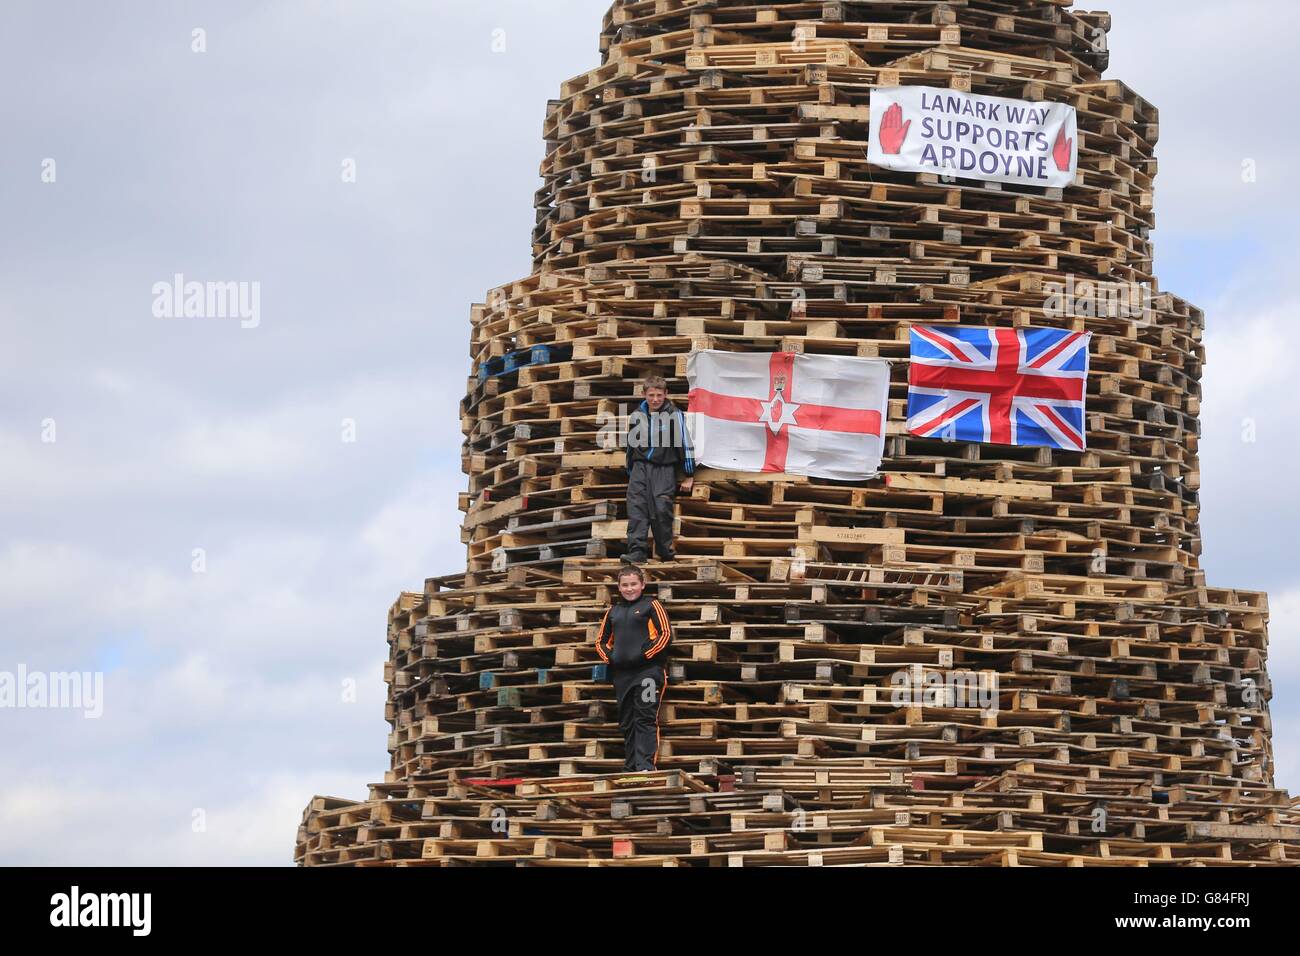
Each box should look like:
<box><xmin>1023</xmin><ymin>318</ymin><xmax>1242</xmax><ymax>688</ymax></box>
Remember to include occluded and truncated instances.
<box><xmin>617</xmin><ymin>563</ymin><xmax>645</xmax><ymax>583</ymax></box>
<box><xmin>642</xmin><ymin>375</ymin><xmax>667</xmax><ymax>393</ymax></box>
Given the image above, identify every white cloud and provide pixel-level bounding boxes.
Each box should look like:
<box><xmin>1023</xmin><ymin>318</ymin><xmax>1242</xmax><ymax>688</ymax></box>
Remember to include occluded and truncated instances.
<box><xmin>91</xmin><ymin>368</ymin><xmax>135</xmax><ymax>395</ymax></box>
<box><xmin>1272</xmin><ymin>714</ymin><xmax>1300</xmax><ymax>797</ymax></box>
<box><xmin>176</xmin><ymin>419</ymin><xmax>314</xmax><ymax>478</ymax></box>
<box><xmin>0</xmin><ymin>770</ymin><xmax>373</xmax><ymax>865</ymax></box>
<box><xmin>1266</xmin><ymin>590</ymin><xmax>1300</xmax><ymax>686</ymax></box>
<box><xmin>0</xmin><ymin>540</ymin><xmax>174</xmax><ymax>619</ymax></box>
<box><xmin>1203</xmin><ymin>309</ymin><xmax>1294</xmax><ymax>411</ymax></box>
<box><xmin>1098</xmin><ymin>0</ymin><xmax>1300</xmax><ymax>237</ymax></box>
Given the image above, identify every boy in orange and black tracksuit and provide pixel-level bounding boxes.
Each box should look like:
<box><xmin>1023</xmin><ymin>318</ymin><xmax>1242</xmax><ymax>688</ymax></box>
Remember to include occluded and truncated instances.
<box><xmin>594</xmin><ymin>566</ymin><xmax>672</xmax><ymax>772</ymax></box>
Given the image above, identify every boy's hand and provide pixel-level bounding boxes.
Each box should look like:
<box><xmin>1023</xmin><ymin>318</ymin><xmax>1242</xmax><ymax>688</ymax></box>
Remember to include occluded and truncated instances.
<box><xmin>680</xmin><ymin>478</ymin><xmax>694</xmax><ymax>492</ymax></box>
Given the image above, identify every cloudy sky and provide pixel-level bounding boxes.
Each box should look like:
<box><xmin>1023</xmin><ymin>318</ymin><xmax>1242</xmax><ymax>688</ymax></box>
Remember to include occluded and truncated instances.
<box><xmin>0</xmin><ymin>0</ymin><xmax>1295</xmax><ymax>864</ymax></box>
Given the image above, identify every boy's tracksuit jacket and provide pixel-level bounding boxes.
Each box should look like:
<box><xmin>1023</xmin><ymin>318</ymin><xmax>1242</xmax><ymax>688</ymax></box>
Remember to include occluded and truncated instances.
<box><xmin>624</xmin><ymin>398</ymin><xmax>695</xmax><ymax>477</ymax></box>
<box><xmin>594</xmin><ymin>592</ymin><xmax>672</xmax><ymax>770</ymax></box>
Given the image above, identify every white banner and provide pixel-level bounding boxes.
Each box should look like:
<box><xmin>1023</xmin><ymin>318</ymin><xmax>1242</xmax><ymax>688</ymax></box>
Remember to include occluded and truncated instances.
<box><xmin>686</xmin><ymin>351</ymin><xmax>890</xmax><ymax>481</ymax></box>
<box><xmin>868</xmin><ymin>86</ymin><xmax>1078</xmax><ymax>189</ymax></box>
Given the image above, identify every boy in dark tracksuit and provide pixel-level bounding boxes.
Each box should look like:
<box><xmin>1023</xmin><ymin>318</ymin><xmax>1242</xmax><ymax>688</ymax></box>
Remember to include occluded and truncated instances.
<box><xmin>594</xmin><ymin>564</ymin><xmax>672</xmax><ymax>772</ymax></box>
<box><xmin>625</xmin><ymin>375</ymin><xmax>695</xmax><ymax>563</ymax></box>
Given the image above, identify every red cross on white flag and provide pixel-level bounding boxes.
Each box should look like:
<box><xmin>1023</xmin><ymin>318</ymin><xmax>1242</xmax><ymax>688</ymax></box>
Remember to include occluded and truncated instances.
<box><xmin>686</xmin><ymin>351</ymin><xmax>891</xmax><ymax>480</ymax></box>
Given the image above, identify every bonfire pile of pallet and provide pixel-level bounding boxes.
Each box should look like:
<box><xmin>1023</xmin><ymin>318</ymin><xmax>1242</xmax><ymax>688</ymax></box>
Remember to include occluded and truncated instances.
<box><xmin>296</xmin><ymin>0</ymin><xmax>1300</xmax><ymax>866</ymax></box>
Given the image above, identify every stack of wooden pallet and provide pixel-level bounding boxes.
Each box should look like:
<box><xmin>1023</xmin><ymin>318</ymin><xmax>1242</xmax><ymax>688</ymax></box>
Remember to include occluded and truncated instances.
<box><xmin>297</xmin><ymin>0</ymin><xmax>1300</xmax><ymax>865</ymax></box>
<box><xmin>298</xmin><ymin>765</ymin><xmax>1297</xmax><ymax>866</ymax></box>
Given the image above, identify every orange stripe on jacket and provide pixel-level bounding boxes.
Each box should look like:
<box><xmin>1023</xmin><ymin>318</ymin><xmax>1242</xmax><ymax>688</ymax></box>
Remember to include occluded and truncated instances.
<box><xmin>647</xmin><ymin>606</ymin><xmax>670</xmax><ymax>658</ymax></box>
<box><xmin>653</xmin><ymin>599</ymin><xmax>671</xmax><ymax>637</ymax></box>
<box><xmin>646</xmin><ymin>599</ymin><xmax>672</xmax><ymax>658</ymax></box>
<box><xmin>594</xmin><ymin>609</ymin><xmax>611</xmax><ymax>662</ymax></box>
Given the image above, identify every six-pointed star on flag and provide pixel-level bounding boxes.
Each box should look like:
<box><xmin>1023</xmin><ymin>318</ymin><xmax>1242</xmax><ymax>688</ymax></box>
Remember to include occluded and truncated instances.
<box><xmin>758</xmin><ymin>391</ymin><xmax>800</xmax><ymax>433</ymax></box>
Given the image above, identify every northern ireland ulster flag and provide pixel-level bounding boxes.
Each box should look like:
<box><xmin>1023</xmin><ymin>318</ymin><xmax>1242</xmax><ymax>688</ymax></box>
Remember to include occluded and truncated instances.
<box><xmin>686</xmin><ymin>350</ymin><xmax>891</xmax><ymax>480</ymax></box>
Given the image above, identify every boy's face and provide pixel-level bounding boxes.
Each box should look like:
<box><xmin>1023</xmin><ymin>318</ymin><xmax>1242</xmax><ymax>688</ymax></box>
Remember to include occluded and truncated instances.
<box><xmin>644</xmin><ymin>386</ymin><xmax>666</xmax><ymax>411</ymax></box>
<box><xmin>618</xmin><ymin>573</ymin><xmax>645</xmax><ymax>601</ymax></box>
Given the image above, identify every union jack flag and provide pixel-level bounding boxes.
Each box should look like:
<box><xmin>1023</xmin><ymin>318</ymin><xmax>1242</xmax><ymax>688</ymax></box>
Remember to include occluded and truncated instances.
<box><xmin>907</xmin><ymin>325</ymin><xmax>1091</xmax><ymax>451</ymax></box>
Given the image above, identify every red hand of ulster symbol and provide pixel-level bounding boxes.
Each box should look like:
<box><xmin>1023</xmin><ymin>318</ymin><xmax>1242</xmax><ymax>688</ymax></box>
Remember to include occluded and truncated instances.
<box><xmin>878</xmin><ymin>102</ymin><xmax>911</xmax><ymax>155</ymax></box>
<box><xmin>1052</xmin><ymin>126</ymin><xmax>1073</xmax><ymax>171</ymax></box>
